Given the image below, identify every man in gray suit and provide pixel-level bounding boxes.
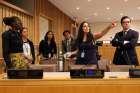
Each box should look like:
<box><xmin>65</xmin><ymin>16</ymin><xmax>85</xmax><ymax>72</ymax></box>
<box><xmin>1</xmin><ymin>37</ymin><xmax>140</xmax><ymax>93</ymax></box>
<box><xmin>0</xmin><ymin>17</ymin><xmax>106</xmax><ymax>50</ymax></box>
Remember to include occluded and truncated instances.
<box><xmin>62</xmin><ymin>30</ymin><xmax>76</xmax><ymax>57</ymax></box>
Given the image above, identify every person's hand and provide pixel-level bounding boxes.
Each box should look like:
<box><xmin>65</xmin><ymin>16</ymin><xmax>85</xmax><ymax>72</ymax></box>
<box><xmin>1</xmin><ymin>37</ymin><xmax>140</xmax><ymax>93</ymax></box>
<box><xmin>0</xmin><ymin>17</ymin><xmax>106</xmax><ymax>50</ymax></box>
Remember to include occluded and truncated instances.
<box><xmin>22</xmin><ymin>54</ymin><xmax>33</xmax><ymax>64</ymax></box>
<box><xmin>109</xmin><ymin>21</ymin><xmax>117</xmax><ymax>29</ymax></box>
<box><xmin>64</xmin><ymin>52</ymin><xmax>72</xmax><ymax>58</ymax></box>
<box><xmin>52</xmin><ymin>54</ymin><xmax>57</xmax><ymax>59</ymax></box>
<box><xmin>124</xmin><ymin>41</ymin><xmax>129</xmax><ymax>44</ymax></box>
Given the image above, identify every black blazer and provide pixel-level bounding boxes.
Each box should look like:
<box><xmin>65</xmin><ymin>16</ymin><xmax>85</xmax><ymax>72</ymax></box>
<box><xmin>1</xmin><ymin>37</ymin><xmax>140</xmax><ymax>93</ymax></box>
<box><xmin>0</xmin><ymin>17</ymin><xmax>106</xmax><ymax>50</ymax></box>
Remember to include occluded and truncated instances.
<box><xmin>62</xmin><ymin>38</ymin><xmax>76</xmax><ymax>54</ymax></box>
<box><xmin>2</xmin><ymin>30</ymin><xmax>23</xmax><ymax>68</ymax></box>
<box><xmin>111</xmin><ymin>29</ymin><xmax>139</xmax><ymax>65</ymax></box>
<box><xmin>39</xmin><ymin>40</ymin><xmax>57</xmax><ymax>58</ymax></box>
<box><xmin>27</xmin><ymin>39</ymin><xmax>35</xmax><ymax>64</ymax></box>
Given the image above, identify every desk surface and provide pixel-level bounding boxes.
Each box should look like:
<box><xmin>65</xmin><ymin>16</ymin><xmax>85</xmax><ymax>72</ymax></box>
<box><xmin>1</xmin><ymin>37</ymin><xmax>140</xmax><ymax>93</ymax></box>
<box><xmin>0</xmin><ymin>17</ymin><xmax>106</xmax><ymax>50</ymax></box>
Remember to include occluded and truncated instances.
<box><xmin>0</xmin><ymin>72</ymin><xmax>140</xmax><ymax>93</ymax></box>
<box><xmin>0</xmin><ymin>72</ymin><xmax>139</xmax><ymax>85</ymax></box>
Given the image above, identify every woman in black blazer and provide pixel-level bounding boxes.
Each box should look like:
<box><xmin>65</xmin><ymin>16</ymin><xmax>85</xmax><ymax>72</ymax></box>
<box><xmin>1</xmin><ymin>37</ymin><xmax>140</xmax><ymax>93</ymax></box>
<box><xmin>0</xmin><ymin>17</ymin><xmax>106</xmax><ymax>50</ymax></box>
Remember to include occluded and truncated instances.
<box><xmin>2</xmin><ymin>16</ymin><xmax>25</xmax><ymax>69</ymax></box>
<box><xmin>20</xmin><ymin>27</ymin><xmax>35</xmax><ymax>64</ymax></box>
<box><xmin>39</xmin><ymin>31</ymin><xmax>57</xmax><ymax>59</ymax></box>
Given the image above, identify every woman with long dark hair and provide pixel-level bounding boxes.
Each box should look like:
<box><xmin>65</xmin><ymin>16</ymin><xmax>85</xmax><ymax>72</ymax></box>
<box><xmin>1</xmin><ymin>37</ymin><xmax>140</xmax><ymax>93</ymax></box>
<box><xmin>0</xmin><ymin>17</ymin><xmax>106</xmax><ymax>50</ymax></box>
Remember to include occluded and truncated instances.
<box><xmin>2</xmin><ymin>16</ymin><xmax>28</xmax><ymax>69</ymax></box>
<box><xmin>67</xmin><ymin>21</ymin><xmax>116</xmax><ymax>66</ymax></box>
<box><xmin>39</xmin><ymin>31</ymin><xmax>57</xmax><ymax>59</ymax></box>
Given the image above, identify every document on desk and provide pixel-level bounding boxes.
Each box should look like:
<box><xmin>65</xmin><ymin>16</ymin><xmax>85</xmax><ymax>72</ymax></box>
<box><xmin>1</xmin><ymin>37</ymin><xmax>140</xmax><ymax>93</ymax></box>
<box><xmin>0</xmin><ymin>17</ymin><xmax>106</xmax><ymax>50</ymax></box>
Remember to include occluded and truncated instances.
<box><xmin>104</xmin><ymin>72</ymin><xmax>129</xmax><ymax>79</ymax></box>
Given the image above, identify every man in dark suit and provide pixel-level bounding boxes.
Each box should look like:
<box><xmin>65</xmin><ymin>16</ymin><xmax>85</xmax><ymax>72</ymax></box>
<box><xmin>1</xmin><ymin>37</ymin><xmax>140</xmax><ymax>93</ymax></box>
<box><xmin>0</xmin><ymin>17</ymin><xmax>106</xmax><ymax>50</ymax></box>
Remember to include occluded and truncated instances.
<box><xmin>62</xmin><ymin>30</ymin><xmax>76</xmax><ymax>57</ymax></box>
<box><xmin>111</xmin><ymin>16</ymin><xmax>139</xmax><ymax>65</ymax></box>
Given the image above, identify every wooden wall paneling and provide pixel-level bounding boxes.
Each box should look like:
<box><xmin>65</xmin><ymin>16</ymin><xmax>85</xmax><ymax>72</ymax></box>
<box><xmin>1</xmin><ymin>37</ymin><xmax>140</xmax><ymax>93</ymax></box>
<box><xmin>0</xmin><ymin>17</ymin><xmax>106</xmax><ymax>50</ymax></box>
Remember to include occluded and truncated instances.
<box><xmin>0</xmin><ymin>58</ymin><xmax>4</xmax><ymax>74</ymax></box>
<box><xmin>98</xmin><ymin>44</ymin><xmax>140</xmax><ymax>65</ymax></box>
<box><xmin>29</xmin><ymin>17</ymin><xmax>34</xmax><ymax>41</ymax></box>
<box><xmin>25</xmin><ymin>14</ymin><xmax>28</xmax><ymax>27</ymax></box>
<box><xmin>33</xmin><ymin>0</ymin><xmax>76</xmax><ymax>63</ymax></box>
<box><xmin>15</xmin><ymin>9</ymin><xmax>19</xmax><ymax>17</ymax></box>
<box><xmin>31</xmin><ymin>17</ymin><xmax>34</xmax><ymax>42</ymax></box>
<box><xmin>136</xmin><ymin>47</ymin><xmax>140</xmax><ymax>65</ymax></box>
<box><xmin>41</xmin><ymin>0</ymin><xmax>45</xmax><ymax>14</ymax></box>
<box><xmin>2</xmin><ymin>6</ymin><xmax>6</xmax><ymax>32</ymax></box>
<box><xmin>99</xmin><ymin>44</ymin><xmax>115</xmax><ymax>63</ymax></box>
<box><xmin>61</xmin><ymin>13</ymin><xmax>64</xmax><ymax>41</ymax></box>
<box><xmin>0</xmin><ymin>5</ymin><xmax>2</xmax><ymax>58</ymax></box>
<box><xmin>11</xmin><ymin>9</ymin><xmax>15</xmax><ymax>16</ymax></box>
<box><xmin>9</xmin><ymin>7</ymin><xmax>12</xmax><ymax>16</ymax></box>
<box><xmin>22</xmin><ymin>14</ymin><xmax>25</xmax><ymax>27</ymax></box>
<box><xmin>5</xmin><ymin>7</ymin><xmax>9</xmax><ymax>17</ymax></box>
<box><xmin>34</xmin><ymin>0</ymin><xmax>40</xmax><ymax>44</ymax></box>
<box><xmin>27</xmin><ymin>16</ymin><xmax>31</xmax><ymax>39</ymax></box>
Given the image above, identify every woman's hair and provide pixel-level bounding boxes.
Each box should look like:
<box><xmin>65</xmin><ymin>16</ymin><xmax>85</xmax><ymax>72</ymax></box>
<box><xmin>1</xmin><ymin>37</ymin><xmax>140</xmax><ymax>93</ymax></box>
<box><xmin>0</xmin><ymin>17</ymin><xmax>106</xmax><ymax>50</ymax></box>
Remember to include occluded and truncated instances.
<box><xmin>44</xmin><ymin>30</ymin><xmax>55</xmax><ymax>43</ymax></box>
<box><xmin>76</xmin><ymin>21</ymin><xmax>94</xmax><ymax>44</ymax></box>
<box><xmin>3</xmin><ymin>16</ymin><xmax>23</xmax><ymax>30</ymax></box>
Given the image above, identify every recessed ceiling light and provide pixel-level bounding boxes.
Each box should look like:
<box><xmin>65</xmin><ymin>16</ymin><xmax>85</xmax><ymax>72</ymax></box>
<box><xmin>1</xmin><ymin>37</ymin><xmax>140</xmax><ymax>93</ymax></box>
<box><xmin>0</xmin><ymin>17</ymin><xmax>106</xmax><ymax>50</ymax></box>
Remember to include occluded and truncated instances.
<box><xmin>93</xmin><ymin>13</ymin><xmax>98</xmax><ymax>16</ymax></box>
<box><xmin>76</xmin><ymin>7</ymin><xmax>80</xmax><ymax>10</ymax></box>
<box><xmin>137</xmin><ymin>6</ymin><xmax>140</xmax><ymax>10</ymax></box>
<box><xmin>124</xmin><ymin>0</ymin><xmax>128</xmax><ymax>2</ymax></box>
<box><xmin>88</xmin><ymin>0</ymin><xmax>92</xmax><ymax>2</ymax></box>
<box><xmin>120</xmin><ymin>13</ymin><xmax>124</xmax><ymax>16</ymax></box>
<box><xmin>106</xmin><ymin>7</ymin><xmax>110</xmax><ymax>10</ymax></box>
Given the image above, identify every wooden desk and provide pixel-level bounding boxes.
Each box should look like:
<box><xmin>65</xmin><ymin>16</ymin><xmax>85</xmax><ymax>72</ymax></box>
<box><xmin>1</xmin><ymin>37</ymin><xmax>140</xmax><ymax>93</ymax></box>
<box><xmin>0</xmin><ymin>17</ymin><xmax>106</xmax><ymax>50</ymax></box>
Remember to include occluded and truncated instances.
<box><xmin>0</xmin><ymin>72</ymin><xmax>140</xmax><ymax>93</ymax></box>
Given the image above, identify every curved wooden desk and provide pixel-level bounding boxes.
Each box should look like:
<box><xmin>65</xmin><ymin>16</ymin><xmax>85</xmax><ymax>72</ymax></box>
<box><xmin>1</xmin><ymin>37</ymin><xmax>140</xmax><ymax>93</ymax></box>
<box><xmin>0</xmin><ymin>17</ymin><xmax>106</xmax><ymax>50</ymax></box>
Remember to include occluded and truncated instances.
<box><xmin>0</xmin><ymin>72</ymin><xmax>140</xmax><ymax>93</ymax></box>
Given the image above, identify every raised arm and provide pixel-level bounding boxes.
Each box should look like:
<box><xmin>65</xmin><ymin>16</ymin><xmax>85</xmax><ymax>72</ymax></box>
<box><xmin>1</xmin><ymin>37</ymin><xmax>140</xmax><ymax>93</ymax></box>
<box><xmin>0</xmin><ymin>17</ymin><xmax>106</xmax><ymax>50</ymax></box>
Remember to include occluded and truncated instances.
<box><xmin>94</xmin><ymin>21</ymin><xmax>116</xmax><ymax>40</ymax></box>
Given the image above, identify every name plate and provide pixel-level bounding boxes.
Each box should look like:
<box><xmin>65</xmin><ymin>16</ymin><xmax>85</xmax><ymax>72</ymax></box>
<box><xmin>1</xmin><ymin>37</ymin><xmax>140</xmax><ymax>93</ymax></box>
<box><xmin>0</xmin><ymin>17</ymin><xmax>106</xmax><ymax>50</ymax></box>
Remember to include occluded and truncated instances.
<box><xmin>129</xmin><ymin>69</ymin><xmax>140</xmax><ymax>78</ymax></box>
<box><xmin>70</xmin><ymin>69</ymin><xmax>104</xmax><ymax>78</ymax></box>
<box><xmin>7</xmin><ymin>69</ymin><xmax>43</xmax><ymax>79</ymax></box>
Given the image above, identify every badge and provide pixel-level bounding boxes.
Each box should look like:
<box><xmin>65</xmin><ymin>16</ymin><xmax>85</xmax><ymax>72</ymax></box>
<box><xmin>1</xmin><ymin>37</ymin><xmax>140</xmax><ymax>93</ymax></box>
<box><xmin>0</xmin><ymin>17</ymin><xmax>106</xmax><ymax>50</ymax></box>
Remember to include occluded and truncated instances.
<box><xmin>81</xmin><ymin>51</ymin><xmax>85</xmax><ymax>58</ymax></box>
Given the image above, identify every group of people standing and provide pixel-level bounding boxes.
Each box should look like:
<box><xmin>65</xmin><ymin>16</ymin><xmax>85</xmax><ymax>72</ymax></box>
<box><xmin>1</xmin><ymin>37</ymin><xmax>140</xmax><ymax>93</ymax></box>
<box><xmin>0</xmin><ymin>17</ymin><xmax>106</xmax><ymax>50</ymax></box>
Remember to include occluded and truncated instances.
<box><xmin>2</xmin><ymin>15</ymin><xmax>139</xmax><ymax>70</ymax></box>
<box><xmin>38</xmin><ymin>15</ymin><xmax>139</xmax><ymax>67</ymax></box>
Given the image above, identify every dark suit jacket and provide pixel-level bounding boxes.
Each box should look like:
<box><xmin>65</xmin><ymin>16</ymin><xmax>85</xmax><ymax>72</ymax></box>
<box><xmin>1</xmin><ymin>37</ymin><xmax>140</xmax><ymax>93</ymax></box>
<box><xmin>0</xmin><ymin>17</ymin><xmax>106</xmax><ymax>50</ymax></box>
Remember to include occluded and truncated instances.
<box><xmin>39</xmin><ymin>40</ymin><xmax>57</xmax><ymax>58</ymax></box>
<box><xmin>62</xmin><ymin>38</ymin><xmax>76</xmax><ymax>54</ymax></box>
<box><xmin>2</xmin><ymin>30</ymin><xmax>23</xmax><ymax>68</ymax></box>
<box><xmin>111</xmin><ymin>29</ymin><xmax>139</xmax><ymax>65</ymax></box>
<box><xmin>27</xmin><ymin>39</ymin><xmax>35</xmax><ymax>64</ymax></box>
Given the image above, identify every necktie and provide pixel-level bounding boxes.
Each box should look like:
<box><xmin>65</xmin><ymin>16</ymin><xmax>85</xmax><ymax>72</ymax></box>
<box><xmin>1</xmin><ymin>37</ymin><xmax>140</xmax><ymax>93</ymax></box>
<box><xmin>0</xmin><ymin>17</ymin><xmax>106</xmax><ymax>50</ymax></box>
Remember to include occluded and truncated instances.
<box><xmin>66</xmin><ymin>40</ymin><xmax>70</xmax><ymax>52</ymax></box>
<box><xmin>123</xmin><ymin>31</ymin><xmax>127</xmax><ymax>39</ymax></box>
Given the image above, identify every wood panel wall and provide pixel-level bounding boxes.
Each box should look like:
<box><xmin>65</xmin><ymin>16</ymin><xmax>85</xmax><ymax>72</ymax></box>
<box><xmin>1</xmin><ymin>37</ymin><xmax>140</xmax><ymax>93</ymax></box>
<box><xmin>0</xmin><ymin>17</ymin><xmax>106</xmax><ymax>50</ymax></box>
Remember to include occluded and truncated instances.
<box><xmin>99</xmin><ymin>44</ymin><xmax>140</xmax><ymax>65</ymax></box>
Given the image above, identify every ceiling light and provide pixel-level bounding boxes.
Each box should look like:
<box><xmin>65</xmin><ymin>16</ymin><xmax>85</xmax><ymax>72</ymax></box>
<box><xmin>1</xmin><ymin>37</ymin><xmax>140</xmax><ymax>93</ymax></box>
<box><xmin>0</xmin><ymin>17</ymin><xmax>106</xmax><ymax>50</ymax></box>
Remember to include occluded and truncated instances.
<box><xmin>106</xmin><ymin>7</ymin><xmax>110</xmax><ymax>10</ymax></box>
<box><xmin>88</xmin><ymin>0</ymin><xmax>92</xmax><ymax>2</ymax></box>
<box><xmin>93</xmin><ymin>13</ymin><xmax>98</xmax><ymax>16</ymax></box>
<box><xmin>76</xmin><ymin>7</ymin><xmax>80</xmax><ymax>10</ymax></box>
<box><xmin>124</xmin><ymin>0</ymin><xmax>128</xmax><ymax>2</ymax></box>
<box><xmin>137</xmin><ymin>6</ymin><xmax>140</xmax><ymax>10</ymax></box>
